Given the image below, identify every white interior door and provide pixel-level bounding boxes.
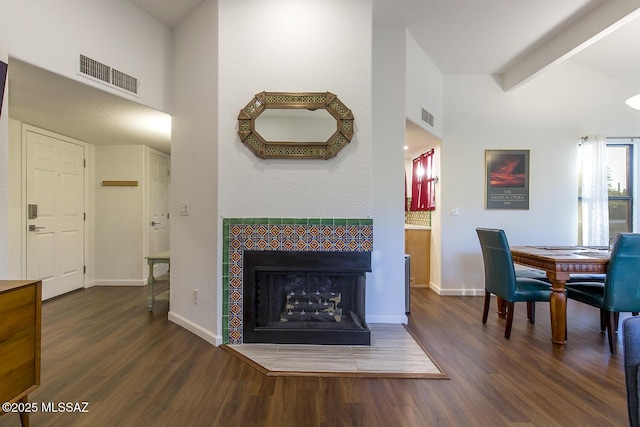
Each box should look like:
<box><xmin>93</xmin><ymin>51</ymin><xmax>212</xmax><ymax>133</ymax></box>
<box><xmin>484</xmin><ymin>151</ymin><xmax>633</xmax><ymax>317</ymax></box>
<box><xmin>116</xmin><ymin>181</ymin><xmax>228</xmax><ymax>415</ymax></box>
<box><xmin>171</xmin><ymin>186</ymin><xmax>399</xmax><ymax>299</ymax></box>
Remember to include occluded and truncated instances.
<box><xmin>149</xmin><ymin>152</ymin><xmax>169</xmax><ymax>257</ymax></box>
<box><xmin>26</xmin><ymin>130</ymin><xmax>85</xmax><ymax>300</ymax></box>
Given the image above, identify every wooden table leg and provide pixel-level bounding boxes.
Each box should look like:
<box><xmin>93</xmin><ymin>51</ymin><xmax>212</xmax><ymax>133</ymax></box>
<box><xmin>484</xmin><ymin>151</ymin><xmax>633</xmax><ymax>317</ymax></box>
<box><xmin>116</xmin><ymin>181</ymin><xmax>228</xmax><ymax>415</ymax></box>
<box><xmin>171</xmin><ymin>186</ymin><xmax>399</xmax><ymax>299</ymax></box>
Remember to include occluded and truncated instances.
<box><xmin>496</xmin><ymin>297</ymin><xmax>507</xmax><ymax>318</ymax></box>
<box><xmin>19</xmin><ymin>396</ymin><xmax>30</xmax><ymax>427</ymax></box>
<box><xmin>147</xmin><ymin>260</ymin><xmax>155</xmax><ymax>311</ymax></box>
<box><xmin>548</xmin><ymin>272</ymin><xmax>569</xmax><ymax>348</ymax></box>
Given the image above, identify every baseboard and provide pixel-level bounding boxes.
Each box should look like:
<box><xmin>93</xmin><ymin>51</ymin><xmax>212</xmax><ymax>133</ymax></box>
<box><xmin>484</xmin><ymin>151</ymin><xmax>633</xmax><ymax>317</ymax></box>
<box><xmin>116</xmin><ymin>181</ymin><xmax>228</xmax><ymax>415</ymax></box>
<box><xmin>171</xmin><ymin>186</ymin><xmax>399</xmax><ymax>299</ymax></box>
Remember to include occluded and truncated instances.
<box><xmin>366</xmin><ymin>315</ymin><xmax>408</xmax><ymax>324</ymax></box>
<box><xmin>94</xmin><ymin>279</ymin><xmax>146</xmax><ymax>287</ymax></box>
<box><xmin>168</xmin><ymin>311</ymin><xmax>222</xmax><ymax>346</ymax></box>
<box><xmin>428</xmin><ymin>282</ymin><xmax>484</xmax><ymax>296</ymax></box>
<box><xmin>435</xmin><ymin>288</ymin><xmax>484</xmax><ymax>296</ymax></box>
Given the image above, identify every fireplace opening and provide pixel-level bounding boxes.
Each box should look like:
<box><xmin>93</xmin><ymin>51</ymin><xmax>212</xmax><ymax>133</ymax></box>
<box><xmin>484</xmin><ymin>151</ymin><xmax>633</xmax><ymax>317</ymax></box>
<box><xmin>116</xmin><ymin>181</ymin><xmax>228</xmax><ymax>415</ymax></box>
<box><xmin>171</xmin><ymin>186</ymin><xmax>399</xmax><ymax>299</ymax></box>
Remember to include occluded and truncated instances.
<box><xmin>243</xmin><ymin>251</ymin><xmax>372</xmax><ymax>345</ymax></box>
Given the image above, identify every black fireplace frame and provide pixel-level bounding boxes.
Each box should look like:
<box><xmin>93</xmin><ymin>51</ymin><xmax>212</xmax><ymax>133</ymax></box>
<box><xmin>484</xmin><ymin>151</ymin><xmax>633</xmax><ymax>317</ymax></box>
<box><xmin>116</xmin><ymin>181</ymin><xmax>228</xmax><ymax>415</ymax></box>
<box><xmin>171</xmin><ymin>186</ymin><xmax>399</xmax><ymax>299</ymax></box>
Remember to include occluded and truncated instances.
<box><xmin>243</xmin><ymin>250</ymin><xmax>372</xmax><ymax>345</ymax></box>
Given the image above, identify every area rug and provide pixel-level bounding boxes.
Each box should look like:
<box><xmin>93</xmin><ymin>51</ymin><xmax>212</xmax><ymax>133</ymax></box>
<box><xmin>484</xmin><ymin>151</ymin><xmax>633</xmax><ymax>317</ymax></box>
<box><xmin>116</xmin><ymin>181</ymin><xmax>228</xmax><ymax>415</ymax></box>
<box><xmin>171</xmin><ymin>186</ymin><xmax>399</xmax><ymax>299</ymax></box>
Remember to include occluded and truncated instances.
<box><xmin>221</xmin><ymin>323</ymin><xmax>448</xmax><ymax>379</ymax></box>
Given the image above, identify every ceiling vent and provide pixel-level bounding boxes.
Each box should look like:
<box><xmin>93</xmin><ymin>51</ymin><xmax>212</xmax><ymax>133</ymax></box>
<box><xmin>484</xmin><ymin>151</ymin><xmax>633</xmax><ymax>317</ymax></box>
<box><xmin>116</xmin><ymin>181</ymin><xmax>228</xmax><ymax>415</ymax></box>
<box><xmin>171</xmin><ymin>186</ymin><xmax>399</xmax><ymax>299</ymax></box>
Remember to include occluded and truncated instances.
<box><xmin>78</xmin><ymin>54</ymin><xmax>139</xmax><ymax>96</ymax></box>
<box><xmin>421</xmin><ymin>108</ymin><xmax>434</xmax><ymax>128</ymax></box>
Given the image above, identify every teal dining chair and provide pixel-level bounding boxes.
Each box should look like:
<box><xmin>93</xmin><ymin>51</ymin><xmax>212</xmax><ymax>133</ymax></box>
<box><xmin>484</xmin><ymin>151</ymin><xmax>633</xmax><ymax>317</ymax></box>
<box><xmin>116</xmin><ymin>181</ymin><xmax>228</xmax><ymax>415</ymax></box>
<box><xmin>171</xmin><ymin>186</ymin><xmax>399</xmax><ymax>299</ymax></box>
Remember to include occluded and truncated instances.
<box><xmin>476</xmin><ymin>228</ymin><xmax>552</xmax><ymax>339</ymax></box>
<box><xmin>565</xmin><ymin>233</ymin><xmax>640</xmax><ymax>354</ymax></box>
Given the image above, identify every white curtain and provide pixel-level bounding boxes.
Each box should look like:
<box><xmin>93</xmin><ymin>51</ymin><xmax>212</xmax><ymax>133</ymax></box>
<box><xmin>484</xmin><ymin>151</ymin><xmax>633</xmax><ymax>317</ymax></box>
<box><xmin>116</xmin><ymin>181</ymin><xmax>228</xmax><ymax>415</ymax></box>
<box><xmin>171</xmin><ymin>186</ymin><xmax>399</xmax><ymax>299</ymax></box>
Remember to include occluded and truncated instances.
<box><xmin>580</xmin><ymin>134</ymin><xmax>609</xmax><ymax>246</ymax></box>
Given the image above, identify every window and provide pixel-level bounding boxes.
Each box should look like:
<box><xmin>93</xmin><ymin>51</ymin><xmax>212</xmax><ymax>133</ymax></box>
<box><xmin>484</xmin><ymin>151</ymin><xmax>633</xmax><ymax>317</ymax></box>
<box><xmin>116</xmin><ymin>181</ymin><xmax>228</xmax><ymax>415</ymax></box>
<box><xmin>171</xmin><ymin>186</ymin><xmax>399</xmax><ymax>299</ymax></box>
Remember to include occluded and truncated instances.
<box><xmin>578</xmin><ymin>141</ymin><xmax>634</xmax><ymax>243</ymax></box>
<box><xmin>410</xmin><ymin>149</ymin><xmax>436</xmax><ymax>211</ymax></box>
<box><xmin>607</xmin><ymin>143</ymin><xmax>633</xmax><ymax>235</ymax></box>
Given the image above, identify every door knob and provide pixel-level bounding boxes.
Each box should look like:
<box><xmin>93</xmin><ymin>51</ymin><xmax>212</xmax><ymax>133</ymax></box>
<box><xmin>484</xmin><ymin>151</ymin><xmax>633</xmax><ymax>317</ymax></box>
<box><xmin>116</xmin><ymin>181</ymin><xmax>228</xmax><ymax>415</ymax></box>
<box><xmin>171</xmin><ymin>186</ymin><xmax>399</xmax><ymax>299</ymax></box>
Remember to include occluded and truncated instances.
<box><xmin>28</xmin><ymin>225</ymin><xmax>45</xmax><ymax>232</ymax></box>
<box><xmin>151</xmin><ymin>221</ymin><xmax>160</xmax><ymax>226</ymax></box>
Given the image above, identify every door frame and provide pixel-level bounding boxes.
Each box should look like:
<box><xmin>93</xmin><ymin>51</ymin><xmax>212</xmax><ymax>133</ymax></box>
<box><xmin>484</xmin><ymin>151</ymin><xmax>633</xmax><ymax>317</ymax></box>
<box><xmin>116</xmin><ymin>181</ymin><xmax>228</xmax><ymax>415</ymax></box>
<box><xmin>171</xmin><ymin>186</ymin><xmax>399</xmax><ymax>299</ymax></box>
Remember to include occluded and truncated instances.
<box><xmin>20</xmin><ymin>124</ymin><xmax>91</xmax><ymax>289</ymax></box>
<box><xmin>143</xmin><ymin>146</ymin><xmax>170</xmax><ymax>278</ymax></box>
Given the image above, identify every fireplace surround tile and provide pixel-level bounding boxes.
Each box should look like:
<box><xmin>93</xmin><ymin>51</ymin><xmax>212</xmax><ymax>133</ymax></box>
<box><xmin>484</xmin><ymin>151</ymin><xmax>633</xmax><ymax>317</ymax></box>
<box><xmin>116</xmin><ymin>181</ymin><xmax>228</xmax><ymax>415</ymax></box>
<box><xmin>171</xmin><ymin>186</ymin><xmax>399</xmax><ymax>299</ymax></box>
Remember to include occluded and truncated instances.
<box><xmin>222</xmin><ymin>217</ymin><xmax>373</xmax><ymax>344</ymax></box>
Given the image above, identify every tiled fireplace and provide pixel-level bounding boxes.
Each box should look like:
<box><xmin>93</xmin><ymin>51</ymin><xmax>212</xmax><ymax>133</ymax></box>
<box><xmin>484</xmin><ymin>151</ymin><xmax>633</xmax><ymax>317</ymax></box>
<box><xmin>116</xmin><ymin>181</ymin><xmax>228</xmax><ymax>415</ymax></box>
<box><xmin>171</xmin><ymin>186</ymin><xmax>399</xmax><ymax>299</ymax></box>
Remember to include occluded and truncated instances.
<box><xmin>222</xmin><ymin>218</ymin><xmax>373</xmax><ymax>344</ymax></box>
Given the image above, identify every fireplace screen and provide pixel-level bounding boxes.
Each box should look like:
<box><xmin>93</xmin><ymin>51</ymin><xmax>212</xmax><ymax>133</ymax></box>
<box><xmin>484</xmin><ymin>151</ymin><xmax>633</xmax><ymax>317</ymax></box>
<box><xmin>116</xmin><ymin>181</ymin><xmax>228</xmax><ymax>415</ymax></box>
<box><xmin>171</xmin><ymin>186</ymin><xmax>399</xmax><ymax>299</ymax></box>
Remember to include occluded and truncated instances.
<box><xmin>257</xmin><ymin>272</ymin><xmax>366</xmax><ymax>329</ymax></box>
<box><xmin>243</xmin><ymin>251</ymin><xmax>371</xmax><ymax>345</ymax></box>
<box><xmin>282</xmin><ymin>287</ymin><xmax>342</xmax><ymax>323</ymax></box>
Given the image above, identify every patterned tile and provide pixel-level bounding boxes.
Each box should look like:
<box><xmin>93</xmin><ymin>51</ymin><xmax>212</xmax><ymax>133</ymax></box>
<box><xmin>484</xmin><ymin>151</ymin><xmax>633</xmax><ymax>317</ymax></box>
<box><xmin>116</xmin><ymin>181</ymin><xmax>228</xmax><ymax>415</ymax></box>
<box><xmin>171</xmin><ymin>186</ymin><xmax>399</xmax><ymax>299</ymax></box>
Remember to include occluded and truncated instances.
<box><xmin>222</xmin><ymin>218</ymin><xmax>374</xmax><ymax>344</ymax></box>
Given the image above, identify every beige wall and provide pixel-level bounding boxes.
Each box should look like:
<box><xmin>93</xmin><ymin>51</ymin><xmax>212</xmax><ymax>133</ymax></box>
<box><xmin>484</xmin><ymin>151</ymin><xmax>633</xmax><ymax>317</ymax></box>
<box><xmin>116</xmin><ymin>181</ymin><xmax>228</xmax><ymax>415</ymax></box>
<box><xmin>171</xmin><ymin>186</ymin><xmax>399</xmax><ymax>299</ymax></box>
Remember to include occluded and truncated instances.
<box><xmin>95</xmin><ymin>145</ymin><xmax>146</xmax><ymax>285</ymax></box>
<box><xmin>7</xmin><ymin>0</ymin><xmax>172</xmax><ymax>113</ymax></box>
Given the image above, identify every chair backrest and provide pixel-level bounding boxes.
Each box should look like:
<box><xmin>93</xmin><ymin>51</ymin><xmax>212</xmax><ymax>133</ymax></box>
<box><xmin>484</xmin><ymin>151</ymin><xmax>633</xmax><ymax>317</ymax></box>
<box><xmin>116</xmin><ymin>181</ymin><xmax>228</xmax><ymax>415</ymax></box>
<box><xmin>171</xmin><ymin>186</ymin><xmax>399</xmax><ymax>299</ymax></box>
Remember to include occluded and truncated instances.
<box><xmin>623</xmin><ymin>316</ymin><xmax>640</xmax><ymax>427</ymax></box>
<box><xmin>476</xmin><ymin>228</ymin><xmax>517</xmax><ymax>301</ymax></box>
<box><xmin>603</xmin><ymin>233</ymin><xmax>640</xmax><ymax>313</ymax></box>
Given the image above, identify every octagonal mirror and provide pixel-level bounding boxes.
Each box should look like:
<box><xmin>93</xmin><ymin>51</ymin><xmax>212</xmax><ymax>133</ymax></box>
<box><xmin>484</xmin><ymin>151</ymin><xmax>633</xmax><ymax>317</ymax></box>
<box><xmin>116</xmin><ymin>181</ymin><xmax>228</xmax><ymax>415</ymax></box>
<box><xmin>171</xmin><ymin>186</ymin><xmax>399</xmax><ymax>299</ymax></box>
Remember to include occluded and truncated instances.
<box><xmin>237</xmin><ymin>91</ymin><xmax>354</xmax><ymax>159</ymax></box>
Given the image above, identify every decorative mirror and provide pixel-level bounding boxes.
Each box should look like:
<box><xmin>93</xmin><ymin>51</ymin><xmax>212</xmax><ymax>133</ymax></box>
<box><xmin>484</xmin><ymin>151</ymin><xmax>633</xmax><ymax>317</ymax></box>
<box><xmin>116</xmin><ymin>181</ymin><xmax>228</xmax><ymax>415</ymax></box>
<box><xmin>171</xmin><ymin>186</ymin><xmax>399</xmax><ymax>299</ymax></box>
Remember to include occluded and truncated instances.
<box><xmin>237</xmin><ymin>91</ymin><xmax>354</xmax><ymax>159</ymax></box>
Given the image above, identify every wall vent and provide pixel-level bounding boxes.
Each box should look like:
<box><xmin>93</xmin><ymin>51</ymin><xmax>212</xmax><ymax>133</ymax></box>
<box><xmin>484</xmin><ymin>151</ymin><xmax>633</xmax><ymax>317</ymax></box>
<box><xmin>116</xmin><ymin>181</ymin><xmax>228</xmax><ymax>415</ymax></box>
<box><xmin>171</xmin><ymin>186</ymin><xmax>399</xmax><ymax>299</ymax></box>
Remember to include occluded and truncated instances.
<box><xmin>78</xmin><ymin>54</ymin><xmax>139</xmax><ymax>95</ymax></box>
<box><xmin>421</xmin><ymin>108</ymin><xmax>435</xmax><ymax>128</ymax></box>
<box><xmin>79</xmin><ymin>55</ymin><xmax>110</xmax><ymax>84</ymax></box>
<box><xmin>111</xmin><ymin>69</ymin><xmax>138</xmax><ymax>94</ymax></box>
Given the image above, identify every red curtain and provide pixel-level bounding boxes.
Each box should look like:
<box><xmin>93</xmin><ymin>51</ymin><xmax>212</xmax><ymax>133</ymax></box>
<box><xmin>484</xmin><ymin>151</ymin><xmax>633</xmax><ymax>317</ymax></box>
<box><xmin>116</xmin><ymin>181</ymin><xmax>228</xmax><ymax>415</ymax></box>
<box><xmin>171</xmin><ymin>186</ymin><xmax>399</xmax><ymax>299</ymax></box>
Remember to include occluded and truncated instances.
<box><xmin>410</xmin><ymin>149</ymin><xmax>435</xmax><ymax>211</ymax></box>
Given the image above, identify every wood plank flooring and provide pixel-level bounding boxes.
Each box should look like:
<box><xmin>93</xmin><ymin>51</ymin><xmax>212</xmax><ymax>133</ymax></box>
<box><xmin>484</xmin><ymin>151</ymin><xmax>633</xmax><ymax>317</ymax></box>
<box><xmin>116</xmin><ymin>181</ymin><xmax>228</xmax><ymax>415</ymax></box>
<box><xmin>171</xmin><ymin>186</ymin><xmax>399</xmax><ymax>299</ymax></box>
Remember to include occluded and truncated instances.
<box><xmin>0</xmin><ymin>281</ymin><xmax>629</xmax><ymax>427</ymax></box>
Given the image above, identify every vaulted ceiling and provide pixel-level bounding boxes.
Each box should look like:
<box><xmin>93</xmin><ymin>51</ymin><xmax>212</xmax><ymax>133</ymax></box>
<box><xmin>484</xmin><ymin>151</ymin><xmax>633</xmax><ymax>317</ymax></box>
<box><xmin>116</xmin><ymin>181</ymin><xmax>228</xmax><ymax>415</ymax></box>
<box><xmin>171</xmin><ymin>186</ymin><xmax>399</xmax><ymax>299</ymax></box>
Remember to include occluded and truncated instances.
<box><xmin>8</xmin><ymin>1</ymin><xmax>640</xmax><ymax>154</ymax></box>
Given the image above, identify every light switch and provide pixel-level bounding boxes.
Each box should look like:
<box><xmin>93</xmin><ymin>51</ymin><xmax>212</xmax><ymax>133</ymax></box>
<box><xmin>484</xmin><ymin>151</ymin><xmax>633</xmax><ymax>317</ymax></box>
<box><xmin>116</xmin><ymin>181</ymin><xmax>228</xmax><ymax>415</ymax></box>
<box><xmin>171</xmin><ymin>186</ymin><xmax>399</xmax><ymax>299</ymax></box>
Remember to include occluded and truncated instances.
<box><xmin>180</xmin><ymin>202</ymin><xmax>190</xmax><ymax>216</ymax></box>
<box><xmin>451</xmin><ymin>207</ymin><xmax>460</xmax><ymax>216</ymax></box>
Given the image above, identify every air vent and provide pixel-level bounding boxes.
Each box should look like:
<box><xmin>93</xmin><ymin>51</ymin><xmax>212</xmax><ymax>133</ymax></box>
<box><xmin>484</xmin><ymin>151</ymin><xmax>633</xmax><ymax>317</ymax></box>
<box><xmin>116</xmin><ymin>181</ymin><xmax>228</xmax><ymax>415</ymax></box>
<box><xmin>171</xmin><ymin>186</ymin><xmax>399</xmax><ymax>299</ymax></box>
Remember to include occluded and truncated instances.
<box><xmin>78</xmin><ymin>54</ymin><xmax>139</xmax><ymax>96</ymax></box>
<box><xmin>112</xmin><ymin>69</ymin><xmax>138</xmax><ymax>94</ymax></box>
<box><xmin>79</xmin><ymin>55</ymin><xmax>110</xmax><ymax>83</ymax></box>
<box><xmin>421</xmin><ymin>108</ymin><xmax>434</xmax><ymax>127</ymax></box>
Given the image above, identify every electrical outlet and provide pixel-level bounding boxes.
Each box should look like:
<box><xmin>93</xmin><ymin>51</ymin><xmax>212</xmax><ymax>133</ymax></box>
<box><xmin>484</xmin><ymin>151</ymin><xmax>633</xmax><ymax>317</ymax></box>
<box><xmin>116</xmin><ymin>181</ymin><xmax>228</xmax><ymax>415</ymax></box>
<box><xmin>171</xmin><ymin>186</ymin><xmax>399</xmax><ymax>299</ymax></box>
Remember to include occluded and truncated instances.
<box><xmin>193</xmin><ymin>289</ymin><xmax>199</xmax><ymax>305</ymax></box>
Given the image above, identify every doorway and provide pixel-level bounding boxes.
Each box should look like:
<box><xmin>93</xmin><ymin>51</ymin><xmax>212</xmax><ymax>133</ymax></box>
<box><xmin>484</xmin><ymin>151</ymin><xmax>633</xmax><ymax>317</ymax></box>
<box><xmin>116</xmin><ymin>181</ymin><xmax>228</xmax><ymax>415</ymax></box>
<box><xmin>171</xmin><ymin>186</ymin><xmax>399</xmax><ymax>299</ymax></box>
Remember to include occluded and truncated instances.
<box><xmin>25</xmin><ymin>127</ymin><xmax>86</xmax><ymax>300</ymax></box>
<box><xmin>404</xmin><ymin>119</ymin><xmax>441</xmax><ymax>307</ymax></box>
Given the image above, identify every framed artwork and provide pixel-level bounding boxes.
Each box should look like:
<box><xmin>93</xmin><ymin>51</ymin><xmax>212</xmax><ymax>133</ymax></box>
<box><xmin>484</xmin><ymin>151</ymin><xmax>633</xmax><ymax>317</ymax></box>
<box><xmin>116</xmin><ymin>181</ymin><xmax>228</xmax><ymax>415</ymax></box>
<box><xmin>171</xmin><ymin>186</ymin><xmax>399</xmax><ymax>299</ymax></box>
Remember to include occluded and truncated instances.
<box><xmin>485</xmin><ymin>149</ymin><xmax>529</xmax><ymax>209</ymax></box>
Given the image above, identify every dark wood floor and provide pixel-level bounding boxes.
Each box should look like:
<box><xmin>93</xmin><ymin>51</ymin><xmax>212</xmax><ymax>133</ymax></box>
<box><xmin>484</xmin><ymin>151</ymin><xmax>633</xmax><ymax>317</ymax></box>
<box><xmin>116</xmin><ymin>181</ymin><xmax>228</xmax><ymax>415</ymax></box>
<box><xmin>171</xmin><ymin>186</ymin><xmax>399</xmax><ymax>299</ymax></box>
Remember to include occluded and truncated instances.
<box><xmin>0</xmin><ymin>282</ymin><xmax>629</xmax><ymax>427</ymax></box>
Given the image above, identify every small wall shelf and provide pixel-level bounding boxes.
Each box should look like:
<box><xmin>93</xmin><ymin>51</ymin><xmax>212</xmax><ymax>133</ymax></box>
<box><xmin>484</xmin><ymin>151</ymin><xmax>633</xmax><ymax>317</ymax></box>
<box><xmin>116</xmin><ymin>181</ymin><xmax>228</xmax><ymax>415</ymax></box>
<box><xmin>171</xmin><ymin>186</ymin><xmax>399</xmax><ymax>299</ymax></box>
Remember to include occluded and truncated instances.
<box><xmin>100</xmin><ymin>181</ymin><xmax>139</xmax><ymax>187</ymax></box>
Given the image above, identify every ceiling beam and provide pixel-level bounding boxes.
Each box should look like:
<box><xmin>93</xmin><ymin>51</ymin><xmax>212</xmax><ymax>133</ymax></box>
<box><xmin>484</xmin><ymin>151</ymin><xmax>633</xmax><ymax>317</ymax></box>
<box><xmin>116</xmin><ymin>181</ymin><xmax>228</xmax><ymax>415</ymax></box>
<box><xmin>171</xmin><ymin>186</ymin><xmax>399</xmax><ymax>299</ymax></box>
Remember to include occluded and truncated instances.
<box><xmin>501</xmin><ymin>1</ymin><xmax>640</xmax><ymax>92</ymax></box>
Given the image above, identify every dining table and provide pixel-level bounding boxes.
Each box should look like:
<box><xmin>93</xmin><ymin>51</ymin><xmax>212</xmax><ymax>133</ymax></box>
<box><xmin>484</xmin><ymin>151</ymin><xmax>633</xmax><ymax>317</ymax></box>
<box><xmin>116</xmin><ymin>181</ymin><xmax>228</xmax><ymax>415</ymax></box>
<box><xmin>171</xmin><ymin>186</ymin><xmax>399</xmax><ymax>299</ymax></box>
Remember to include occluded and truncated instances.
<box><xmin>509</xmin><ymin>245</ymin><xmax>610</xmax><ymax>348</ymax></box>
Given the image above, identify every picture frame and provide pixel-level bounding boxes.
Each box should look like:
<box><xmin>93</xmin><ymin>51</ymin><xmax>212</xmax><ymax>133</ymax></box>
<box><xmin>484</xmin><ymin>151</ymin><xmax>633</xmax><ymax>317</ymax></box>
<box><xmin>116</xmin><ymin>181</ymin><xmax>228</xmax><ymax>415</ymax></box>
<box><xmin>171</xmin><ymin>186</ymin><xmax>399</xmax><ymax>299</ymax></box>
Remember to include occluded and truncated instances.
<box><xmin>485</xmin><ymin>149</ymin><xmax>530</xmax><ymax>210</ymax></box>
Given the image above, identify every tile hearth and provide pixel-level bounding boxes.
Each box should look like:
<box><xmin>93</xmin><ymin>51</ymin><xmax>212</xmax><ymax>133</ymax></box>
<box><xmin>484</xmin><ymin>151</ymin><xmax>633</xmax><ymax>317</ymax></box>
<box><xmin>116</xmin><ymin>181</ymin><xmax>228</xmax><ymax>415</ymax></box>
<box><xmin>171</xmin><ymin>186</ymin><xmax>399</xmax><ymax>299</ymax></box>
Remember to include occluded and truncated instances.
<box><xmin>222</xmin><ymin>217</ymin><xmax>374</xmax><ymax>344</ymax></box>
<box><xmin>222</xmin><ymin>324</ymin><xmax>448</xmax><ymax>378</ymax></box>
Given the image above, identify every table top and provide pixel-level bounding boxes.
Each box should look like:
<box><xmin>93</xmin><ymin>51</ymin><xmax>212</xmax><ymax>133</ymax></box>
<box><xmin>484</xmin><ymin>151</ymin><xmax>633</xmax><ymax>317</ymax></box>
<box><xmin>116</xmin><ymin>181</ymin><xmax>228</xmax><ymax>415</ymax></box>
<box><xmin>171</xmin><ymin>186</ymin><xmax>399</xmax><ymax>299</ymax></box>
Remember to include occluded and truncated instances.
<box><xmin>146</xmin><ymin>250</ymin><xmax>170</xmax><ymax>261</ymax></box>
<box><xmin>511</xmin><ymin>246</ymin><xmax>609</xmax><ymax>275</ymax></box>
<box><xmin>0</xmin><ymin>279</ymin><xmax>41</xmax><ymax>294</ymax></box>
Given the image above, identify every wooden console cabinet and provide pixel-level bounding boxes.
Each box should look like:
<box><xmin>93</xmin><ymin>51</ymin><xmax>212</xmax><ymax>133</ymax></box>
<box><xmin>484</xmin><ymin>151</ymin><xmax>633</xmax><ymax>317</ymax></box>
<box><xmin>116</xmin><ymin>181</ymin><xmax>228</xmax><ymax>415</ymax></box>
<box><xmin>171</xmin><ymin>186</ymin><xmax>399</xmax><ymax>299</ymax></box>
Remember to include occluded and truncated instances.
<box><xmin>405</xmin><ymin>228</ymin><xmax>431</xmax><ymax>287</ymax></box>
<box><xmin>0</xmin><ymin>280</ymin><xmax>42</xmax><ymax>427</ymax></box>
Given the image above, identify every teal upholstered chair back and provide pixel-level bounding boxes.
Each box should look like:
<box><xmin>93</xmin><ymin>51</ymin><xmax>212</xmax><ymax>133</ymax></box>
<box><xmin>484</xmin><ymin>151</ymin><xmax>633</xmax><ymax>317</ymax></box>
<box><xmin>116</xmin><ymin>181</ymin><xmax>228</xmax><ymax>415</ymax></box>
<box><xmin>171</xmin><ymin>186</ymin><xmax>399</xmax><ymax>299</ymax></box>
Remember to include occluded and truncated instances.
<box><xmin>476</xmin><ymin>228</ymin><xmax>517</xmax><ymax>301</ymax></box>
<box><xmin>603</xmin><ymin>233</ymin><xmax>640</xmax><ymax>313</ymax></box>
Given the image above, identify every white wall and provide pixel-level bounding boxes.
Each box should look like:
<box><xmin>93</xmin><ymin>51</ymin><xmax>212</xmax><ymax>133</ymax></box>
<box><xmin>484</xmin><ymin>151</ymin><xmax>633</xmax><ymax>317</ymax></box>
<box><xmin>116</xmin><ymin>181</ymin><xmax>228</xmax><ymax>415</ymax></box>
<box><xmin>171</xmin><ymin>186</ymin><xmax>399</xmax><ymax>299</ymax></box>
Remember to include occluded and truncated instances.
<box><xmin>170</xmin><ymin>0</ymin><xmax>219</xmax><ymax>344</ymax></box>
<box><xmin>372</xmin><ymin>26</ymin><xmax>408</xmax><ymax>321</ymax></box>
<box><xmin>217</xmin><ymin>0</ymin><xmax>372</xmax><ymax>218</ymax></box>
<box><xmin>406</xmin><ymin>32</ymin><xmax>444</xmax><ymax>139</ymax></box>
<box><xmin>439</xmin><ymin>61</ymin><xmax>640</xmax><ymax>295</ymax></box>
<box><xmin>95</xmin><ymin>145</ymin><xmax>146</xmax><ymax>286</ymax></box>
<box><xmin>215</xmin><ymin>0</ymin><xmax>405</xmax><ymax>325</ymax></box>
<box><xmin>7</xmin><ymin>0</ymin><xmax>173</xmax><ymax>113</ymax></box>
<box><xmin>170</xmin><ymin>0</ymin><xmax>408</xmax><ymax>343</ymax></box>
<box><xmin>8</xmin><ymin>119</ymin><xmax>23</xmax><ymax>277</ymax></box>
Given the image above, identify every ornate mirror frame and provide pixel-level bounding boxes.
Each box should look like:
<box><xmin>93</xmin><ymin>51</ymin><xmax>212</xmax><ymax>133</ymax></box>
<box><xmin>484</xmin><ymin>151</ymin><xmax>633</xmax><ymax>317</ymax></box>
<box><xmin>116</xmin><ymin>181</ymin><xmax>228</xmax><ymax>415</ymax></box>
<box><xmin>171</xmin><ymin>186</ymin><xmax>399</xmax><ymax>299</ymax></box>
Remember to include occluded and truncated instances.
<box><xmin>237</xmin><ymin>91</ymin><xmax>354</xmax><ymax>159</ymax></box>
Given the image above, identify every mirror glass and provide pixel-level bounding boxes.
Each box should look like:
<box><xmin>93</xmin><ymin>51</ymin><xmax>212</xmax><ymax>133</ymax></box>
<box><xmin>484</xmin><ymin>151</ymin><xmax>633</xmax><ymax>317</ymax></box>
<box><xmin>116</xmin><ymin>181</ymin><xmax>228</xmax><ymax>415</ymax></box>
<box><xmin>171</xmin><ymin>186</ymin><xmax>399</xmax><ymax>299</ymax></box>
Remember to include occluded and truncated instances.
<box><xmin>255</xmin><ymin>109</ymin><xmax>335</xmax><ymax>142</ymax></box>
<box><xmin>238</xmin><ymin>91</ymin><xmax>354</xmax><ymax>159</ymax></box>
